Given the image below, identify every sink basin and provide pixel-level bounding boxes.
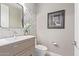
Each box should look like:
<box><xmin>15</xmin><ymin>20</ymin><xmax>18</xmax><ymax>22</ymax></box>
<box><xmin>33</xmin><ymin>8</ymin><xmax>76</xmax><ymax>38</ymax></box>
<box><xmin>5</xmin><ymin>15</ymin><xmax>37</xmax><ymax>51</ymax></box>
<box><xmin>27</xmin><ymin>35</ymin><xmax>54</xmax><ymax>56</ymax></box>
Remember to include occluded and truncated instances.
<box><xmin>0</xmin><ymin>37</ymin><xmax>15</xmax><ymax>46</ymax></box>
<box><xmin>0</xmin><ymin>39</ymin><xmax>8</xmax><ymax>44</ymax></box>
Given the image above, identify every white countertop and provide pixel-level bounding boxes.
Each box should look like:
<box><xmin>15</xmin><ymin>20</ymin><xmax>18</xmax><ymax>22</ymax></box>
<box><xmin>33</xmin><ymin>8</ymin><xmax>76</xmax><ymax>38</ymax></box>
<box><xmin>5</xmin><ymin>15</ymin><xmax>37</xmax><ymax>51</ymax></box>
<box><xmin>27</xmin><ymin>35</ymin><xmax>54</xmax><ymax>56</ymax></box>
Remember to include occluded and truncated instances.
<box><xmin>0</xmin><ymin>35</ymin><xmax>35</xmax><ymax>46</ymax></box>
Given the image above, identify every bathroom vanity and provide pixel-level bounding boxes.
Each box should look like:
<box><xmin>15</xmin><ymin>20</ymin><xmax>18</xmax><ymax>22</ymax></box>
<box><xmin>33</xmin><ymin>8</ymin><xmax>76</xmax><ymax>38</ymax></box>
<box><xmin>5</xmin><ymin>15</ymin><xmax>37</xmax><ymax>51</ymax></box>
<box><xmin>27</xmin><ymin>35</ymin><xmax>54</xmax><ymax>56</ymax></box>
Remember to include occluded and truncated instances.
<box><xmin>0</xmin><ymin>3</ymin><xmax>35</xmax><ymax>56</ymax></box>
<box><xmin>0</xmin><ymin>35</ymin><xmax>35</xmax><ymax>56</ymax></box>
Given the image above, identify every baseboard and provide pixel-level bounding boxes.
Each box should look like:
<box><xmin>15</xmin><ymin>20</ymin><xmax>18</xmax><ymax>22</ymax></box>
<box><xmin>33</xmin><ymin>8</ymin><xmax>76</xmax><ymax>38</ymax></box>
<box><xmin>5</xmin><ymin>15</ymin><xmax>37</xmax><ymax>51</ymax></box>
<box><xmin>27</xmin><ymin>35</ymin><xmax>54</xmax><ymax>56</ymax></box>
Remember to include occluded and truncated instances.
<box><xmin>46</xmin><ymin>51</ymin><xmax>61</xmax><ymax>56</ymax></box>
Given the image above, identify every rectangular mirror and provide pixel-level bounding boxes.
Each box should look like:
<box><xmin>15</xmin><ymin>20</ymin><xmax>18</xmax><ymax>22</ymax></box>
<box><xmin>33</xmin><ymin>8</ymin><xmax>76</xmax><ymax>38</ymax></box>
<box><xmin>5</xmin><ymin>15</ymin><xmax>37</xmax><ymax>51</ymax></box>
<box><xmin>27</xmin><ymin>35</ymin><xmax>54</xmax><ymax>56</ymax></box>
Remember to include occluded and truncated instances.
<box><xmin>0</xmin><ymin>3</ymin><xmax>24</xmax><ymax>28</ymax></box>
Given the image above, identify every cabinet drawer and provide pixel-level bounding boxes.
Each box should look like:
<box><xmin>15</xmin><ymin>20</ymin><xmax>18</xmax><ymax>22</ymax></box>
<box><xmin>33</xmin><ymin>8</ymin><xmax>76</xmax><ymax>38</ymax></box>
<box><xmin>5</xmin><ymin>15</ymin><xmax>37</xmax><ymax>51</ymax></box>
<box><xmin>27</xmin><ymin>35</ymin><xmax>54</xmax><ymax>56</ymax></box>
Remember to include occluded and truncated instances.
<box><xmin>16</xmin><ymin>45</ymin><xmax>35</xmax><ymax>56</ymax></box>
<box><xmin>11</xmin><ymin>38</ymin><xmax>35</xmax><ymax>55</ymax></box>
<box><xmin>0</xmin><ymin>37</ymin><xmax>35</xmax><ymax>56</ymax></box>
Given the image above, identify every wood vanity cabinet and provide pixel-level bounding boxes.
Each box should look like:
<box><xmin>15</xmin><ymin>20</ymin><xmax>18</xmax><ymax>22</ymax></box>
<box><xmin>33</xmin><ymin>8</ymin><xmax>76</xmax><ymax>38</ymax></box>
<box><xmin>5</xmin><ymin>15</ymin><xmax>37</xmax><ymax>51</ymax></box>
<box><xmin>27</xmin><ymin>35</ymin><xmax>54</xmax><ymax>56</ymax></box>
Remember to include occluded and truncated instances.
<box><xmin>0</xmin><ymin>37</ymin><xmax>35</xmax><ymax>56</ymax></box>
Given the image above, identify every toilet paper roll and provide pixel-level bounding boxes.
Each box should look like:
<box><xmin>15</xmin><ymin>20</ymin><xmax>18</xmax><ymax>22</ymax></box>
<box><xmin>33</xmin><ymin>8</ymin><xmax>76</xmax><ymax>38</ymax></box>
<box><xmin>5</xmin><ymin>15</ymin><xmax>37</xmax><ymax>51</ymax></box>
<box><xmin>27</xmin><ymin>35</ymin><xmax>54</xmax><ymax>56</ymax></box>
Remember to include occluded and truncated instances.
<box><xmin>76</xmin><ymin>42</ymin><xmax>79</xmax><ymax>49</ymax></box>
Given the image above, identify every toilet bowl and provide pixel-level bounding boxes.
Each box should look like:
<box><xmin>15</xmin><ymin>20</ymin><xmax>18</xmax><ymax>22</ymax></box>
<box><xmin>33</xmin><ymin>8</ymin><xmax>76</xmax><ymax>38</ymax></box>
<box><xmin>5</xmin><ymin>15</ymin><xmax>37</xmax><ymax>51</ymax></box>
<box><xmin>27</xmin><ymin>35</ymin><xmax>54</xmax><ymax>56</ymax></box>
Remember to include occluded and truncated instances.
<box><xmin>33</xmin><ymin>45</ymin><xmax>47</xmax><ymax>56</ymax></box>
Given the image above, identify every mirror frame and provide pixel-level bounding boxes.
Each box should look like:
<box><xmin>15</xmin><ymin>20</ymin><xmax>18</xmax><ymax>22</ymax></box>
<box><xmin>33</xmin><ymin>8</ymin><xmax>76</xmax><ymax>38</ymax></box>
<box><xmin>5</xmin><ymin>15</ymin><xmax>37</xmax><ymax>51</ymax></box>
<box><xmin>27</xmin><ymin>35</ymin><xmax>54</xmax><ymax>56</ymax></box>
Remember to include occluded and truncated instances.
<box><xmin>17</xmin><ymin>3</ymin><xmax>24</xmax><ymax>28</ymax></box>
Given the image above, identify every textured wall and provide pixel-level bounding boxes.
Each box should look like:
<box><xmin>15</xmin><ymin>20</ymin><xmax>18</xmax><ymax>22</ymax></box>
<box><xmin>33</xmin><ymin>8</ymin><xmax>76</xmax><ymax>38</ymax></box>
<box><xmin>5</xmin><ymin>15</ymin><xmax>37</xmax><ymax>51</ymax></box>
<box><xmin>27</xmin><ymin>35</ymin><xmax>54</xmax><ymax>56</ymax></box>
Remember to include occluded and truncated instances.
<box><xmin>24</xmin><ymin>3</ymin><xmax>37</xmax><ymax>36</ymax></box>
<box><xmin>0</xmin><ymin>28</ymin><xmax>24</xmax><ymax>38</ymax></box>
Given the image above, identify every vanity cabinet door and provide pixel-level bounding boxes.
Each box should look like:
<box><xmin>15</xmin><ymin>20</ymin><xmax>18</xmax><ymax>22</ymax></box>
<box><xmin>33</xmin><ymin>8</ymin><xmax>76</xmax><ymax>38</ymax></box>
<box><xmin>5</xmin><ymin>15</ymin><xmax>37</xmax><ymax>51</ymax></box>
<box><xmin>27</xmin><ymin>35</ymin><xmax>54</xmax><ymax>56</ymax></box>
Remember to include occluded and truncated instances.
<box><xmin>11</xmin><ymin>38</ymin><xmax>35</xmax><ymax>55</ymax></box>
<box><xmin>0</xmin><ymin>45</ymin><xmax>13</xmax><ymax>56</ymax></box>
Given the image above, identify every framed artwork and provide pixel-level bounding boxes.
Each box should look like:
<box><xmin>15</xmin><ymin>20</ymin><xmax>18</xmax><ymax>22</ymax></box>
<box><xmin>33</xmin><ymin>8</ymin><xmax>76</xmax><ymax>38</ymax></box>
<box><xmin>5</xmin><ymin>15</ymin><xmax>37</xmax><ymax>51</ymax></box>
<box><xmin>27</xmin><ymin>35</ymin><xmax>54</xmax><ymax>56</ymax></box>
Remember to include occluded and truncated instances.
<box><xmin>47</xmin><ymin>10</ymin><xmax>65</xmax><ymax>29</ymax></box>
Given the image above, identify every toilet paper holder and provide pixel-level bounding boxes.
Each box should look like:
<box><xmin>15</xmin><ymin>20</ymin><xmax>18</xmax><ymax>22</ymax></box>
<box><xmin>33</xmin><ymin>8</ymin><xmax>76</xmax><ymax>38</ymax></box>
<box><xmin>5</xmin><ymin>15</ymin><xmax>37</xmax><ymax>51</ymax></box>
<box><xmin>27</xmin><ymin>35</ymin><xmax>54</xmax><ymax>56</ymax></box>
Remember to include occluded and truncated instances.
<box><xmin>52</xmin><ymin>42</ymin><xmax>59</xmax><ymax>47</ymax></box>
<box><xmin>72</xmin><ymin>41</ymin><xmax>78</xmax><ymax>48</ymax></box>
<box><xmin>72</xmin><ymin>41</ymin><xmax>76</xmax><ymax>46</ymax></box>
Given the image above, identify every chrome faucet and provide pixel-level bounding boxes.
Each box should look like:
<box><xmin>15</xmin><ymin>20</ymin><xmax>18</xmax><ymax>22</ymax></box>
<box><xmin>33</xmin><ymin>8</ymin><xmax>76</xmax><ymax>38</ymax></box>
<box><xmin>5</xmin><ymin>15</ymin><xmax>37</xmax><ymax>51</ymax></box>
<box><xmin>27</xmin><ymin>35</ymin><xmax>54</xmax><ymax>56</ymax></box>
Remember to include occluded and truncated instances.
<box><xmin>13</xmin><ymin>31</ymin><xmax>17</xmax><ymax>38</ymax></box>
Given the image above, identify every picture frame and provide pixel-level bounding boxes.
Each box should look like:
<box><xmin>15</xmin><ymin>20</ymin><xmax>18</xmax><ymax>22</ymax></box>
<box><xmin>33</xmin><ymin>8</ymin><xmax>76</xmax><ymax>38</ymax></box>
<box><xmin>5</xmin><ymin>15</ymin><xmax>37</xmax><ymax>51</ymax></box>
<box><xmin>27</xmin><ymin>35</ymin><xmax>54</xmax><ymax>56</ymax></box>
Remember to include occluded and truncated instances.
<box><xmin>47</xmin><ymin>10</ymin><xmax>65</xmax><ymax>29</ymax></box>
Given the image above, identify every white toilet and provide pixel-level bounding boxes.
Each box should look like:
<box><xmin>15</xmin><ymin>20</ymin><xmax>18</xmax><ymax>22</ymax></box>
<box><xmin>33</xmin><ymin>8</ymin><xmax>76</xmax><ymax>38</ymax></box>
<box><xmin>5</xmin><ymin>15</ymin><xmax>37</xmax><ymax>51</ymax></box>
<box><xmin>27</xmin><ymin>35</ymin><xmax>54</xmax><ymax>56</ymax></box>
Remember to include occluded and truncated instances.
<box><xmin>33</xmin><ymin>38</ymin><xmax>47</xmax><ymax>56</ymax></box>
<box><xmin>33</xmin><ymin>44</ymin><xmax>47</xmax><ymax>56</ymax></box>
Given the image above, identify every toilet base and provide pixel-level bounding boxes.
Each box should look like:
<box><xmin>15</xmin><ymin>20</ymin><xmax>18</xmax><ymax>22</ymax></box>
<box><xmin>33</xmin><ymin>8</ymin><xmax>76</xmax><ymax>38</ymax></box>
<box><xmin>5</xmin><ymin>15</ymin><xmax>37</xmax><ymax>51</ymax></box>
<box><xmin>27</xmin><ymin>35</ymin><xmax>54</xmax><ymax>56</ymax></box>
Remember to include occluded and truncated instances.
<box><xmin>33</xmin><ymin>45</ymin><xmax>47</xmax><ymax>56</ymax></box>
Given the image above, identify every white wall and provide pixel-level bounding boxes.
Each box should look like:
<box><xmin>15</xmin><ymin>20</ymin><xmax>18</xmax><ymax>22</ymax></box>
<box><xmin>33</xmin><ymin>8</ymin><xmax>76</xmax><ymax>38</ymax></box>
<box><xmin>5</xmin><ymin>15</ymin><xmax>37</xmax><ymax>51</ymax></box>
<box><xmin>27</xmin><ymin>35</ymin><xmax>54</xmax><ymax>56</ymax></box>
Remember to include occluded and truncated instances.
<box><xmin>74</xmin><ymin>3</ymin><xmax>79</xmax><ymax>56</ymax></box>
<box><xmin>36</xmin><ymin>3</ymin><xmax>74</xmax><ymax>56</ymax></box>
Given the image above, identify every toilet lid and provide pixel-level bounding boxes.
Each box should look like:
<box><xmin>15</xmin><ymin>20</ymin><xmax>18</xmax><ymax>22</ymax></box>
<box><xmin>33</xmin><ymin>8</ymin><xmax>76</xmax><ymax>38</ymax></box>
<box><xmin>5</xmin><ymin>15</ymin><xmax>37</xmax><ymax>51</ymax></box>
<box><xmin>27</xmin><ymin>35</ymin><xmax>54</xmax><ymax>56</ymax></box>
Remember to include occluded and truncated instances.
<box><xmin>36</xmin><ymin>45</ymin><xmax>47</xmax><ymax>50</ymax></box>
